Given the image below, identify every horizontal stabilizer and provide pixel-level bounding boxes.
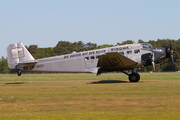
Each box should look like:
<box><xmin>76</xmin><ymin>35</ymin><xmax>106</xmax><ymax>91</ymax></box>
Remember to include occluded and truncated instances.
<box><xmin>18</xmin><ymin>60</ymin><xmax>38</xmax><ymax>65</ymax></box>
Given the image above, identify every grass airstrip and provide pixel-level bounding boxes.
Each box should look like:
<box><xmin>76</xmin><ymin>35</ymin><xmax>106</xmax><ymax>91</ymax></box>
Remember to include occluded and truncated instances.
<box><xmin>0</xmin><ymin>72</ymin><xmax>180</xmax><ymax>120</ymax></box>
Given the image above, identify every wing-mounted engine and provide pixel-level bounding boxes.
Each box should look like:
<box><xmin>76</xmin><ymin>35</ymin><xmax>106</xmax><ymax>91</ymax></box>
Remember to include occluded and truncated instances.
<box><xmin>165</xmin><ymin>45</ymin><xmax>174</xmax><ymax>63</ymax></box>
<box><xmin>152</xmin><ymin>47</ymin><xmax>166</xmax><ymax>63</ymax></box>
<box><xmin>141</xmin><ymin>53</ymin><xmax>152</xmax><ymax>66</ymax></box>
<box><xmin>152</xmin><ymin>46</ymin><xmax>173</xmax><ymax>63</ymax></box>
<box><xmin>142</xmin><ymin>45</ymin><xmax>174</xmax><ymax>71</ymax></box>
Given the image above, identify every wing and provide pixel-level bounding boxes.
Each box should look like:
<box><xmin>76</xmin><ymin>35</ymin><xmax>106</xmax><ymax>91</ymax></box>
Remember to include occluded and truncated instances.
<box><xmin>97</xmin><ymin>52</ymin><xmax>137</xmax><ymax>74</ymax></box>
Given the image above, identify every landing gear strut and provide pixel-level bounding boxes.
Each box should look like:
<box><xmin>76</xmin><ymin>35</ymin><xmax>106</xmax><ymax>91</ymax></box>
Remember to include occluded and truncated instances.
<box><xmin>121</xmin><ymin>70</ymin><xmax>140</xmax><ymax>82</ymax></box>
<box><xmin>17</xmin><ymin>70</ymin><xmax>22</xmax><ymax>76</ymax></box>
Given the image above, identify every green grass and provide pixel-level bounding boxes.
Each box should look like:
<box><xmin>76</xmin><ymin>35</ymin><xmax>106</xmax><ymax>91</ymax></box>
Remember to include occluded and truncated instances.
<box><xmin>0</xmin><ymin>73</ymin><xmax>180</xmax><ymax>119</ymax></box>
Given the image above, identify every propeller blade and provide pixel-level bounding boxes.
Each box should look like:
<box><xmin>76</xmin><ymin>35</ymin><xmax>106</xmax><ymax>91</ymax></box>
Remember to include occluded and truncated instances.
<box><xmin>171</xmin><ymin>55</ymin><xmax>174</xmax><ymax>64</ymax></box>
<box><xmin>170</xmin><ymin>43</ymin><xmax>174</xmax><ymax>63</ymax></box>
<box><xmin>152</xmin><ymin>61</ymin><xmax>155</xmax><ymax>71</ymax></box>
<box><xmin>151</xmin><ymin>52</ymin><xmax>155</xmax><ymax>71</ymax></box>
<box><xmin>170</xmin><ymin>44</ymin><xmax>172</xmax><ymax>50</ymax></box>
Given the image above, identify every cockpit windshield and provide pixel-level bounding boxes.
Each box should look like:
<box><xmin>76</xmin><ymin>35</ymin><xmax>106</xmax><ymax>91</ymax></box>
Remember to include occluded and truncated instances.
<box><xmin>141</xmin><ymin>44</ymin><xmax>153</xmax><ymax>50</ymax></box>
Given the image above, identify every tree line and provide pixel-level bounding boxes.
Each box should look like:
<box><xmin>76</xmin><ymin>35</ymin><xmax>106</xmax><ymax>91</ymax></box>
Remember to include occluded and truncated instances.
<box><xmin>1</xmin><ymin>39</ymin><xmax>180</xmax><ymax>73</ymax></box>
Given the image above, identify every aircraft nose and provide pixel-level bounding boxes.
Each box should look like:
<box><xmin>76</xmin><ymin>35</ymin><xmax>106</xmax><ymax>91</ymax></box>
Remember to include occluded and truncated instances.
<box><xmin>165</xmin><ymin>45</ymin><xmax>174</xmax><ymax>63</ymax></box>
<box><xmin>152</xmin><ymin>47</ymin><xmax>165</xmax><ymax>62</ymax></box>
<box><xmin>165</xmin><ymin>46</ymin><xmax>171</xmax><ymax>58</ymax></box>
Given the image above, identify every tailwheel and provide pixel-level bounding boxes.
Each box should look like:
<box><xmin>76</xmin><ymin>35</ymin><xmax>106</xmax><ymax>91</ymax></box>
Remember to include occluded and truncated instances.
<box><xmin>17</xmin><ymin>70</ymin><xmax>22</xmax><ymax>76</ymax></box>
<box><xmin>129</xmin><ymin>73</ymin><xmax>140</xmax><ymax>82</ymax></box>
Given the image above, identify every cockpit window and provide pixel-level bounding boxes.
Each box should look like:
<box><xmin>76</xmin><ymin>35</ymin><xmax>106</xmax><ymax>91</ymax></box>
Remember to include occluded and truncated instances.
<box><xmin>134</xmin><ymin>49</ymin><xmax>140</xmax><ymax>54</ymax></box>
<box><xmin>141</xmin><ymin>44</ymin><xmax>153</xmax><ymax>50</ymax></box>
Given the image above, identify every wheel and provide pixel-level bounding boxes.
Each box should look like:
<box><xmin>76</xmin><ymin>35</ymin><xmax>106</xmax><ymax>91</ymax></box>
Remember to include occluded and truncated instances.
<box><xmin>129</xmin><ymin>73</ymin><xmax>140</xmax><ymax>82</ymax></box>
<box><xmin>17</xmin><ymin>70</ymin><xmax>22</xmax><ymax>76</ymax></box>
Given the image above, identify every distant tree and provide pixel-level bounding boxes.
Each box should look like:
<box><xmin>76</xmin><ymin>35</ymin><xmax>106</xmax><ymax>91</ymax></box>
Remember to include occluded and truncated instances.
<box><xmin>77</xmin><ymin>41</ymin><xmax>86</xmax><ymax>51</ymax></box>
<box><xmin>36</xmin><ymin>48</ymin><xmax>54</xmax><ymax>59</ymax></box>
<box><xmin>85</xmin><ymin>42</ymin><xmax>98</xmax><ymax>50</ymax></box>
<box><xmin>28</xmin><ymin>45</ymin><xmax>38</xmax><ymax>58</ymax></box>
<box><xmin>54</xmin><ymin>41</ymin><xmax>87</xmax><ymax>55</ymax></box>
<box><xmin>97</xmin><ymin>44</ymin><xmax>113</xmax><ymax>49</ymax></box>
<box><xmin>148</xmin><ymin>40</ymin><xmax>156</xmax><ymax>47</ymax></box>
<box><xmin>0</xmin><ymin>57</ymin><xmax>10</xmax><ymax>73</ymax></box>
<box><xmin>138</xmin><ymin>39</ymin><xmax>145</xmax><ymax>43</ymax></box>
<box><xmin>54</xmin><ymin>41</ymin><xmax>70</xmax><ymax>55</ymax></box>
<box><xmin>117</xmin><ymin>40</ymin><xmax>135</xmax><ymax>45</ymax></box>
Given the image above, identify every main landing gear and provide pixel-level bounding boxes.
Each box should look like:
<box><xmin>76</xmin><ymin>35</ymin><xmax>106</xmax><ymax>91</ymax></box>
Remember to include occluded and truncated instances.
<box><xmin>17</xmin><ymin>70</ymin><xmax>22</xmax><ymax>76</ymax></box>
<box><xmin>129</xmin><ymin>72</ymin><xmax>140</xmax><ymax>82</ymax></box>
<box><xmin>121</xmin><ymin>71</ymin><xmax>140</xmax><ymax>82</ymax></box>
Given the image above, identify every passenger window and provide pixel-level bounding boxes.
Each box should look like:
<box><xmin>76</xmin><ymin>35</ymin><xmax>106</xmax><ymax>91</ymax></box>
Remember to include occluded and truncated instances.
<box><xmin>96</xmin><ymin>55</ymin><xmax>100</xmax><ymax>59</ymax></box>
<box><xmin>119</xmin><ymin>52</ymin><xmax>124</xmax><ymax>55</ymax></box>
<box><xmin>134</xmin><ymin>49</ymin><xmax>140</xmax><ymax>54</ymax></box>
<box><xmin>127</xmin><ymin>51</ymin><xmax>132</xmax><ymax>55</ymax></box>
<box><xmin>85</xmin><ymin>57</ymin><xmax>89</xmax><ymax>60</ymax></box>
<box><xmin>90</xmin><ymin>56</ymin><xmax>95</xmax><ymax>59</ymax></box>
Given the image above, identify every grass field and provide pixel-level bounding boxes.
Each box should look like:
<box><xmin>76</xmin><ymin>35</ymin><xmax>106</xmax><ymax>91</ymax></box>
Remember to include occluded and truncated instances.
<box><xmin>0</xmin><ymin>72</ymin><xmax>180</xmax><ymax>120</ymax></box>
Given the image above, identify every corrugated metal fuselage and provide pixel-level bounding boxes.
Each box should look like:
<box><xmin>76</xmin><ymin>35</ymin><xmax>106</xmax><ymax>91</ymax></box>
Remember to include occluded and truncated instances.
<box><xmin>22</xmin><ymin>44</ymin><xmax>152</xmax><ymax>73</ymax></box>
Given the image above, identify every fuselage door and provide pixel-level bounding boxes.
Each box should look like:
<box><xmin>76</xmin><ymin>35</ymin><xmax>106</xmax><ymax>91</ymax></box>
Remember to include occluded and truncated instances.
<box><xmin>84</xmin><ymin>56</ymin><xmax>98</xmax><ymax>68</ymax></box>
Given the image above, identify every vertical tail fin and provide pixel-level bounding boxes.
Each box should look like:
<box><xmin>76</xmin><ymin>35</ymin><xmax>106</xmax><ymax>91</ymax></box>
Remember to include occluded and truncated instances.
<box><xmin>6</xmin><ymin>42</ymin><xmax>35</xmax><ymax>69</ymax></box>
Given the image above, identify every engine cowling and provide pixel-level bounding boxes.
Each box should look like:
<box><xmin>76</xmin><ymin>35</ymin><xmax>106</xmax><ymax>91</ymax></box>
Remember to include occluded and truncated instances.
<box><xmin>165</xmin><ymin>46</ymin><xmax>171</xmax><ymax>58</ymax></box>
<box><xmin>141</xmin><ymin>53</ymin><xmax>152</xmax><ymax>66</ymax></box>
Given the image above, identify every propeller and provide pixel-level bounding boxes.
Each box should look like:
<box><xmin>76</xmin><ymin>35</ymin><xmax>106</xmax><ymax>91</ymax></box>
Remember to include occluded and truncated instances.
<box><xmin>171</xmin><ymin>55</ymin><xmax>174</xmax><ymax>63</ymax></box>
<box><xmin>152</xmin><ymin>61</ymin><xmax>155</xmax><ymax>71</ymax></box>
<box><xmin>170</xmin><ymin>44</ymin><xmax>174</xmax><ymax>64</ymax></box>
<box><xmin>165</xmin><ymin>46</ymin><xmax>171</xmax><ymax>58</ymax></box>
<box><xmin>151</xmin><ymin>52</ymin><xmax>155</xmax><ymax>71</ymax></box>
<box><xmin>150</xmin><ymin>43</ymin><xmax>174</xmax><ymax>72</ymax></box>
<box><xmin>165</xmin><ymin>44</ymin><xmax>174</xmax><ymax>64</ymax></box>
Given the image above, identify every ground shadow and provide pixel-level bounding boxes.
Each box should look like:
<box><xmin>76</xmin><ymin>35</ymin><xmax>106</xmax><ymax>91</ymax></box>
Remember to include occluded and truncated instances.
<box><xmin>89</xmin><ymin>80</ymin><xmax>129</xmax><ymax>84</ymax></box>
<box><xmin>5</xmin><ymin>82</ymin><xmax>26</xmax><ymax>84</ymax></box>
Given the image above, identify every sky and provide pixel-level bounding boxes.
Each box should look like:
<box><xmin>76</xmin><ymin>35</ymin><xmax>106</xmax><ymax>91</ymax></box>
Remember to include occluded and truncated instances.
<box><xmin>1</xmin><ymin>0</ymin><xmax>180</xmax><ymax>57</ymax></box>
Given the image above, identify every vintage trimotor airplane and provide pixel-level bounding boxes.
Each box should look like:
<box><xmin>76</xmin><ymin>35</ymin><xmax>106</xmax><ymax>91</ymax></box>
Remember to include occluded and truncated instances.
<box><xmin>7</xmin><ymin>42</ymin><xmax>173</xmax><ymax>82</ymax></box>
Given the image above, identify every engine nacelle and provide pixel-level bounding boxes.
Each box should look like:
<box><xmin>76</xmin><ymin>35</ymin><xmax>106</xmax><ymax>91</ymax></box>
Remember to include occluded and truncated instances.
<box><xmin>141</xmin><ymin>53</ymin><xmax>152</xmax><ymax>66</ymax></box>
<box><xmin>165</xmin><ymin>46</ymin><xmax>171</xmax><ymax>58</ymax></box>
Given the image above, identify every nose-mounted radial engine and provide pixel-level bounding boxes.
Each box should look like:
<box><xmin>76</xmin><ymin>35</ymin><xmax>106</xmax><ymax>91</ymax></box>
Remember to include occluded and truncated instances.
<box><xmin>142</xmin><ymin>45</ymin><xmax>174</xmax><ymax>71</ymax></box>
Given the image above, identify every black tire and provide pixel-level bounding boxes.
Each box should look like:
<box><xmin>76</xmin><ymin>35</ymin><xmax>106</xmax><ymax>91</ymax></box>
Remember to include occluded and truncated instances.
<box><xmin>129</xmin><ymin>73</ymin><xmax>140</xmax><ymax>82</ymax></box>
<box><xmin>17</xmin><ymin>71</ymin><xmax>22</xmax><ymax>76</ymax></box>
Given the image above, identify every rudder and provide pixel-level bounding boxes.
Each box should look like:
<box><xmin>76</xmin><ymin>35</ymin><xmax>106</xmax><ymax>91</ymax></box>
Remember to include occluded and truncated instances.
<box><xmin>6</xmin><ymin>42</ymin><xmax>35</xmax><ymax>69</ymax></box>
